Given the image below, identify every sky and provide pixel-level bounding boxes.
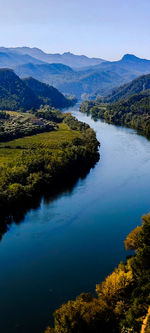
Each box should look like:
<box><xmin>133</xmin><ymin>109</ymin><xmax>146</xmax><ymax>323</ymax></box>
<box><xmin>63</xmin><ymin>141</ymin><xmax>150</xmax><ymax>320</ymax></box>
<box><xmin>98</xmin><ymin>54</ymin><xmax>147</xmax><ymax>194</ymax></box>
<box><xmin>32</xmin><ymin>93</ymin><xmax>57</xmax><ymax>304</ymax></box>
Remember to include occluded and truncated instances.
<box><xmin>0</xmin><ymin>0</ymin><xmax>150</xmax><ymax>60</ymax></box>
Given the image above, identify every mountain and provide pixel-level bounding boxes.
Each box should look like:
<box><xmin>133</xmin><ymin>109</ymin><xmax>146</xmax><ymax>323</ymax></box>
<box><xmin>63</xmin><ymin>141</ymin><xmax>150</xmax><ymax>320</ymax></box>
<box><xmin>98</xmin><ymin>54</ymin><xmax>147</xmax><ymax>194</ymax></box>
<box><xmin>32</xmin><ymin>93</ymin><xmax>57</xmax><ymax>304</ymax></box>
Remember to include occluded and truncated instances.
<box><xmin>89</xmin><ymin>54</ymin><xmax>150</xmax><ymax>75</ymax></box>
<box><xmin>0</xmin><ymin>69</ymin><xmax>73</xmax><ymax>111</ymax></box>
<box><xmin>1</xmin><ymin>48</ymin><xmax>150</xmax><ymax>99</ymax></box>
<box><xmin>104</xmin><ymin>73</ymin><xmax>150</xmax><ymax>102</ymax></box>
<box><xmin>0</xmin><ymin>68</ymin><xmax>39</xmax><ymax>110</ymax></box>
<box><xmin>14</xmin><ymin>62</ymin><xmax>125</xmax><ymax>99</ymax></box>
<box><xmin>80</xmin><ymin>70</ymin><xmax>150</xmax><ymax>137</ymax></box>
<box><xmin>0</xmin><ymin>47</ymin><xmax>105</xmax><ymax>68</ymax></box>
<box><xmin>15</xmin><ymin>62</ymin><xmax>74</xmax><ymax>78</ymax></box>
<box><xmin>56</xmin><ymin>70</ymin><xmax>124</xmax><ymax>98</ymax></box>
<box><xmin>23</xmin><ymin>77</ymin><xmax>73</xmax><ymax>109</ymax></box>
<box><xmin>14</xmin><ymin>53</ymin><xmax>150</xmax><ymax>99</ymax></box>
<box><xmin>0</xmin><ymin>50</ymin><xmax>45</xmax><ymax>68</ymax></box>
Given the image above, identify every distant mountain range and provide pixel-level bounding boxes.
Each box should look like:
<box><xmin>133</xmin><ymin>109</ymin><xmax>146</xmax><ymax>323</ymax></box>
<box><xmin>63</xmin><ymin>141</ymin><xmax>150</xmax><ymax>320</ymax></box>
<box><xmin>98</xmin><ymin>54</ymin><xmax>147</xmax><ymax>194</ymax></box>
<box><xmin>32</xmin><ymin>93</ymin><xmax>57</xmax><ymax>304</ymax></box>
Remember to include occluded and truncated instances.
<box><xmin>0</xmin><ymin>69</ymin><xmax>74</xmax><ymax>111</ymax></box>
<box><xmin>0</xmin><ymin>47</ymin><xmax>105</xmax><ymax>68</ymax></box>
<box><xmin>1</xmin><ymin>47</ymin><xmax>150</xmax><ymax>98</ymax></box>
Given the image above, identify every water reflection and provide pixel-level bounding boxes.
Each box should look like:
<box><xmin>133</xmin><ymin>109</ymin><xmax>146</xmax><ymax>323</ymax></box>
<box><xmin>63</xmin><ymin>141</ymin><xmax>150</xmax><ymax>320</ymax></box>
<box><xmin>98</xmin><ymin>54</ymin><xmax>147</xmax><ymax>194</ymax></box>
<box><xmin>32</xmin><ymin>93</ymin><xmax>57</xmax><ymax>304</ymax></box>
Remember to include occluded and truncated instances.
<box><xmin>0</xmin><ymin>166</ymin><xmax>93</xmax><ymax>240</ymax></box>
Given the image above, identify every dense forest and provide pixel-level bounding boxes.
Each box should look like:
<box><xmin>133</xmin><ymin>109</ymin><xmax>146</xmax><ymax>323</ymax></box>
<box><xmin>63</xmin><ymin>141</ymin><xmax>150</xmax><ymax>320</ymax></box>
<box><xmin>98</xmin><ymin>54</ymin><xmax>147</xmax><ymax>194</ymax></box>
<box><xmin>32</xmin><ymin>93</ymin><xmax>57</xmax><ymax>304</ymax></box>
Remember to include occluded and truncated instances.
<box><xmin>0</xmin><ymin>69</ymin><xmax>76</xmax><ymax>111</ymax></box>
<box><xmin>103</xmin><ymin>73</ymin><xmax>150</xmax><ymax>103</ymax></box>
<box><xmin>45</xmin><ymin>213</ymin><xmax>150</xmax><ymax>333</ymax></box>
<box><xmin>80</xmin><ymin>78</ymin><xmax>150</xmax><ymax>138</ymax></box>
<box><xmin>0</xmin><ymin>107</ymin><xmax>99</xmax><ymax>225</ymax></box>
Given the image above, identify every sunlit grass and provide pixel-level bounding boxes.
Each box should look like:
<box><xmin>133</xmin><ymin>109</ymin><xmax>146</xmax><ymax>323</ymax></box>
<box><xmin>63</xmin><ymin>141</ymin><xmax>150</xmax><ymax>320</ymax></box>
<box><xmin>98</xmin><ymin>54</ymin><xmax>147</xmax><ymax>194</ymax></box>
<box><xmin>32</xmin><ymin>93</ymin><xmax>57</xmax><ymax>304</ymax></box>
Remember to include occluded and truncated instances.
<box><xmin>0</xmin><ymin>123</ymin><xmax>81</xmax><ymax>167</ymax></box>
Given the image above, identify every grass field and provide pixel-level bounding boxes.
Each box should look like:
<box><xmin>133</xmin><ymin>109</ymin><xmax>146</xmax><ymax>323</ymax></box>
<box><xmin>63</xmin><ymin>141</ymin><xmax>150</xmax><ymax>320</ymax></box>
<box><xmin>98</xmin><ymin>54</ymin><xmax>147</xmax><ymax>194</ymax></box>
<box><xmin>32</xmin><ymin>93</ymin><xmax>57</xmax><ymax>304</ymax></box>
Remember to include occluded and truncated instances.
<box><xmin>0</xmin><ymin>123</ymin><xmax>81</xmax><ymax>168</ymax></box>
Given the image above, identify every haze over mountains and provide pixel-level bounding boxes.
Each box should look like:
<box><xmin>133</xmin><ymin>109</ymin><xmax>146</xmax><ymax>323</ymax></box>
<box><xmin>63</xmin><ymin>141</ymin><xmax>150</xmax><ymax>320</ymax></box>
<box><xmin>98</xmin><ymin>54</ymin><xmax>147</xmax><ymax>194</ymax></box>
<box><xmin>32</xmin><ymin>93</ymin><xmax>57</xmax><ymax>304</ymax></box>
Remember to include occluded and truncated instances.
<box><xmin>1</xmin><ymin>47</ymin><xmax>150</xmax><ymax>99</ymax></box>
<box><xmin>0</xmin><ymin>47</ymin><xmax>105</xmax><ymax>68</ymax></box>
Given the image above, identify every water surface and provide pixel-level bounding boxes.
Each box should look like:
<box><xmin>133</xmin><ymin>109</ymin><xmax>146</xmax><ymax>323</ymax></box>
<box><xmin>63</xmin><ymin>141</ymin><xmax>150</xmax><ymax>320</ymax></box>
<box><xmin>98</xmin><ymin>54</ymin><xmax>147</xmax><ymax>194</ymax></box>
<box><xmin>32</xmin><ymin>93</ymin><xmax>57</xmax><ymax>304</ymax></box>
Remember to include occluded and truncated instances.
<box><xmin>1</xmin><ymin>105</ymin><xmax>150</xmax><ymax>332</ymax></box>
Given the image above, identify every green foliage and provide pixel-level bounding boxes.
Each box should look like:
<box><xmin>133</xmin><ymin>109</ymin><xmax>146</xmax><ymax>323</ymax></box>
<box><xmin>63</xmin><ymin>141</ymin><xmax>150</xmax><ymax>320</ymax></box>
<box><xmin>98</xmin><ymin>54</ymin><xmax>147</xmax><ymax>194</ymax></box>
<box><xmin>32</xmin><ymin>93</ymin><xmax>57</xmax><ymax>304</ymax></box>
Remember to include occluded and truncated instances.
<box><xmin>34</xmin><ymin>105</ymin><xmax>64</xmax><ymax>123</ymax></box>
<box><xmin>105</xmin><ymin>74</ymin><xmax>150</xmax><ymax>103</ymax></box>
<box><xmin>0</xmin><ymin>109</ymin><xmax>57</xmax><ymax>142</ymax></box>
<box><xmin>0</xmin><ymin>68</ymin><xmax>39</xmax><ymax>111</ymax></box>
<box><xmin>46</xmin><ymin>293</ymin><xmax>117</xmax><ymax>333</ymax></box>
<box><xmin>124</xmin><ymin>226</ymin><xmax>141</xmax><ymax>250</ymax></box>
<box><xmin>0</xmin><ymin>69</ymin><xmax>76</xmax><ymax>111</ymax></box>
<box><xmin>0</xmin><ymin>111</ymin><xmax>99</xmax><ymax>218</ymax></box>
<box><xmin>80</xmin><ymin>91</ymin><xmax>150</xmax><ymax>137</ymax></box>
<box><xmin>96</xmin><ymin>263</ymin><xmax>133</xmax><ymax>303</ymax></box>
<box><xmin>23</xmin><ymin>77</ymin><xmax>76</xmax><ymax>109</ymax></box>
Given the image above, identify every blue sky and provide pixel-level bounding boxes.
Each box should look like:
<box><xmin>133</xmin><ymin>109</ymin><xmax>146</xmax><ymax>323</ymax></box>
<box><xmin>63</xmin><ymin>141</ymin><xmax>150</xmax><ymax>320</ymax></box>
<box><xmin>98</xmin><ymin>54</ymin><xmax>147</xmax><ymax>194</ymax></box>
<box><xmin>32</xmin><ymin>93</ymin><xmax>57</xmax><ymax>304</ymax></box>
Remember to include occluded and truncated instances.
<box><xmin>0</xmin><ymin>0</ymin><xmax>150</xmax><ymax>60</ymax></box>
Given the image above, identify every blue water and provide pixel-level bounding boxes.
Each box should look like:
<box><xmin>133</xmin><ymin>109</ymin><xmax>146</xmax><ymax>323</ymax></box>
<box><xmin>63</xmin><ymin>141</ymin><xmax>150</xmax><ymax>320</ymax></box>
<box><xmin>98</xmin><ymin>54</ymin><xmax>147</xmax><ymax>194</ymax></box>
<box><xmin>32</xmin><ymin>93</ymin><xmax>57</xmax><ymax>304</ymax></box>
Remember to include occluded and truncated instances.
<box><xmin>1</xmin><ymin>105</ymin><xmax>150</xmax><ymax>332</ymax></box>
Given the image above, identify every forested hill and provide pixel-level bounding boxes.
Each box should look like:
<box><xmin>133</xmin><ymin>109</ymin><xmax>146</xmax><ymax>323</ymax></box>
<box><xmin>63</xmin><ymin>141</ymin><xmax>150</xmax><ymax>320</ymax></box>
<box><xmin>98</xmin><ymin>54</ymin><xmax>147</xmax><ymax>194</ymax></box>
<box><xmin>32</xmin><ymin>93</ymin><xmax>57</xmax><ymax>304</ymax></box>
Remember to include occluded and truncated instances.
<box><xmin>23</xmin><ymin>77</ymin><xmax>75</xmax><ymax>109</ymax></box>
<box><xmin>80</xmin><ymin>71</ymin><xmax>150</xmax><ymax>137</ymax></box>
<box><xmin>0</xmin><ymin>68</ymin><xmax>39</xmax><ymax>110</ymax></box>
<box><xmin>80</xmin><ymin>89</ymin><xmax>150</xmax><ymax>137</ymax></box>
<box><xmin>0</xmin><ymin>69</ymin><xmax>75</xmax><ymax>111</ymax></box>
<box><xmin>104</xmin><ymin>73</ymin><xmax>150</xmax><ymax>103</ymax></box>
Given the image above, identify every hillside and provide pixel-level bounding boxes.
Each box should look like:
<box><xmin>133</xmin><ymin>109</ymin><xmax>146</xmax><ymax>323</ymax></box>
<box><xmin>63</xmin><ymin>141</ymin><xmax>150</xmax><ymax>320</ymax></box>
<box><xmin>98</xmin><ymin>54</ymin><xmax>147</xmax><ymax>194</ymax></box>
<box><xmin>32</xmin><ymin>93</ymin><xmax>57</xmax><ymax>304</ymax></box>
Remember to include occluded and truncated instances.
<box><xmin>90</xmin><ymin>54</ymin><xmax>150</xmax><ymax>78</ymax></box>
<box><xmin>0</xmin><ymin>69</ymin><xmax>74</xmax><ymax>111</ymax></box>
<box><xmin>14</xmin><ymin>62</ymin><xmax>125</xmax><ymax>99</ymax></box>
<box><xmin>23</xmin><ymin>77</ymin><xmax>74</xmax><ymax>109</ymax></box>
<box><xmin>14</xmin><ymin>62</ymin><xmax>76</xmax><ymax>87</ymax></box>
<box><xmin>0</xmin><ymin>68</ymin><xmax>39</xmax><ymax>110</ymax></box>
<box><xmin>80</xmin><ymin>71</ymin><xmax>150</xmax><ymax>138</ymax></box>
<box><xmin>105</xmin><ymin>73</ymin><xmax>150</xmax><ymax>102</ymax></box>
<box><xmin>80</xmin><ymin>90</ymin><xmax>150</xmax><ymax>137</ymax></box>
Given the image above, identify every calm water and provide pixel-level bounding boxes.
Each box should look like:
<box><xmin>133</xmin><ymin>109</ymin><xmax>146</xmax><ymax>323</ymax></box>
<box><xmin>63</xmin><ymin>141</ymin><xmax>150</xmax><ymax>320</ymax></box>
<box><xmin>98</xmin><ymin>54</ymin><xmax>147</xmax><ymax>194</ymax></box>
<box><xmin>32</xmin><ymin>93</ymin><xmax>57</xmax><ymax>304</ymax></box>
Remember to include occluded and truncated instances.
<box><xmin>1</xmin><ymin>105</ymin><xmax>150</xmax><ymax>332</ymax></box>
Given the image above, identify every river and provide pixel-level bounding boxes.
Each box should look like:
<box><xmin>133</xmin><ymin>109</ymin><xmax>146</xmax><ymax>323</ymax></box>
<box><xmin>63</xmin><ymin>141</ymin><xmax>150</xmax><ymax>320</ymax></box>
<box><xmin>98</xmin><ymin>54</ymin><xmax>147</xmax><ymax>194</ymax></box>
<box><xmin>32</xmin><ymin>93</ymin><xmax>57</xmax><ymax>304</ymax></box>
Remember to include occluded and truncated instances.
<box><xmin>1</xmin><ymin>104</ymin><xmax>150</xmax><ymax>333</ymax></box>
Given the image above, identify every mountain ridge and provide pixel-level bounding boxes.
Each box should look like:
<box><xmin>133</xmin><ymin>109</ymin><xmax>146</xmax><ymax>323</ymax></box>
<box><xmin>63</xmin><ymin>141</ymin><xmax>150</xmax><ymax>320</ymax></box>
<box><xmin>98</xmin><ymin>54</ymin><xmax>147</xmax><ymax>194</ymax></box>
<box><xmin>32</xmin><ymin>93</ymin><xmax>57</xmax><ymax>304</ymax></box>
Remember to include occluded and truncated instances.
<box><xmin>1</xmin><ymin>47</ymin><xmax>150</xmax><ymax>98</ymax></box>
<box><xmin>104</xmin><ymin>73</ymin><xmax>150</xmax><ymax>102</ymax></box>
<box><xmin>0</xmin><ymin>68</ymin><xmax>74</xmax><ymax>110</ymax></box>
<box><xmin>0</xmin><ymin>47</ymin><xmax>105</xmax><ymax>68</ymax></box>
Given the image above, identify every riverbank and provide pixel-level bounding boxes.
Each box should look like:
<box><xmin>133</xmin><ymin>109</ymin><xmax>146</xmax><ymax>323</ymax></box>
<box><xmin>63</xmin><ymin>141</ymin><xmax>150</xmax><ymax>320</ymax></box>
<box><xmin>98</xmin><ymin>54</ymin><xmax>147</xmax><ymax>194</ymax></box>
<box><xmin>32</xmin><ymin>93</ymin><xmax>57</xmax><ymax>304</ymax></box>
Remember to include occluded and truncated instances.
<box><xmin>1</xmin><ymin>104</ymin><xmax>150</xmax><ymax>333</ymax></box>
<box><xmin>45</xmin><ymin>212</ymin><xmax>150</xmax><ymax>333</ymax></box>
<box><xmin>0</xmin><ymin>111</ymin><xmax>99</xmax><ymax>235</ymax></box>
<box><xmin>80</xmin><ymin>99</ymin><xmax>150</xmax><ymax>138</ymax></box>
<box><xmin>44</xmin><ymin>107</ymin><xmax>150</xmax><ymax>333</ymax></box>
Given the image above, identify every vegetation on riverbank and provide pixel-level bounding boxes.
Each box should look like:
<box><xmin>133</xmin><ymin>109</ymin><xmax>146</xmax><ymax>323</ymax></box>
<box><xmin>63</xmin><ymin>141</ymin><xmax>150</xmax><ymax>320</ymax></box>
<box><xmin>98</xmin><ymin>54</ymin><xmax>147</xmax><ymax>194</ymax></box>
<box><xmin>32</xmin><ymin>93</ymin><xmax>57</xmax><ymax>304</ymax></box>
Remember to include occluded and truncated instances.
<box><xmin>80</xmin><ymin>91</ymin><xmax>150</xmax><ymax>137</ymax></box>
<box><xmin>45</xmin><ymin>213</ymin><xmax>150</xmax><ymax>333</ymax></box>
<box><xmin>0</xmin><ymin>107</ymin><xmax>99</xmax><ymax>225</ymax></box>
<box><xmin>80</xmin><ymin>73</ymin><xmax>150</xmax><ymax>138</ymax></box>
